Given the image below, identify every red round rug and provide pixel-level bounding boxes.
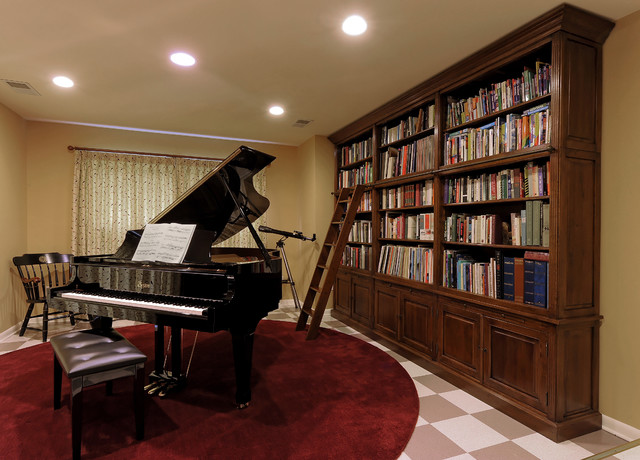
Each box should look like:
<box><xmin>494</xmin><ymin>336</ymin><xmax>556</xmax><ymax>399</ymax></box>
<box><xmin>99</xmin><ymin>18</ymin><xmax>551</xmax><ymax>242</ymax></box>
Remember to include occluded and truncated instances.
<box><xmin>0</xmin><ymin>320</ymin><xmax>418</xmax><ymax>459</ymax></box>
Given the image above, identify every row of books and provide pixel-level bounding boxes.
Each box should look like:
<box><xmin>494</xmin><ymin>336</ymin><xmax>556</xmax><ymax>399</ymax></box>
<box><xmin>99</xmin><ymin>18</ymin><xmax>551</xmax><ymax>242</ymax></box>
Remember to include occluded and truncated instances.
<box><xmin>339</xmin><ymin>137</ymin><xmax>373</xmax><ymax>167</ymax></box>
<box><xmin>380</xmin><ymin>180</ymin><xmax>433</xmax><ymax>209</ymax></box>
<box><xmin>445</xmin><ymin>200</ymin><xmax>548</xmax><ymax>247</ymax></box>
<box><xmin>337</xmin><ymin>162</ymin><xmax>373</xmax><ymax>188</ymax></box>
<box><xmin>504</xmin><ymin>252</ymin><xmax>549</xmax><ymax>307</ymax></box>
<box><xmin>444</xmin><ymin>213</ymin><xmax>503</xmax><ymax>245</ymax></box>
<box><xmin>442</xmin><ymin>249</ymin><xmax>549</xmax><ymax>307</ymax></box>
<box><xmin>508</xmin><ymin>201</ymin><xmax>550</xmax><ymax>247</ymax></box>
<box><xmin>380</xmin><ymin>105</ymin><xmax>436</xmax><ymax>145</ymax></box>
<box><xmin>348</xmin><ymin>220</ymin><xmax>372</xmax><ymax>244</ymax></box>
<box><xmin>378</xmin><ymin>245</ymin><xmax>434</xmax><ymax>283</ymax></box>
<box><xmin>341</xmin><ymin>245</ymin><xmax>372</xmax><ymax>270</ymax></box>
<box><xmin>380</xmin><ymin>135</ymin><xmax>435</xmax><ymax>179</ymax></box>
<box><xmin>443</xmin><ymin>249</ymin><xmax>499</xmax><ymax>297</ymax></box>
<box><xmin>381</xmin><ymin>212</ymin><xmax>434</xmax><ymax>241</ymax></box>
<box><xmin>357</xmin><ymin>190</ymin><xmax>372</xmax><ymax>212</ymax></box>
<box><xmin>446</xmin><ymin>61</ymin><xmax>551</xmax><ymax>128</ymax></box>
<box><xmin>443</xmin><ymin>103</ymin><xmax>550</xmax><ymax>165</ymax></box>
<box><xmin>443</xmin><ymin>160</ymin><xmax>550</xmax><ymax>204</ymax></box>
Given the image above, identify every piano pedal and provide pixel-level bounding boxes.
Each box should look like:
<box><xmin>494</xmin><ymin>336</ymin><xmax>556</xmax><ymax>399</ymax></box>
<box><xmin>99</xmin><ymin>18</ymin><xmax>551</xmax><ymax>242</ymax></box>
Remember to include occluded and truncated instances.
<box><xmin>237</xmin><ymin>401</ymin><xmax>251</xmax><ymax>410</ymax></box>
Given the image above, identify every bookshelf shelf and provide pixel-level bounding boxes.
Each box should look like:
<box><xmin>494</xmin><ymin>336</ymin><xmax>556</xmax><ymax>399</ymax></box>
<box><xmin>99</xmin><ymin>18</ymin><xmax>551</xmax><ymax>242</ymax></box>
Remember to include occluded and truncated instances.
<box><xmin>328</xmin><ymin>4</ymin><xmax>613</xmax><ymax>442</ymax></box>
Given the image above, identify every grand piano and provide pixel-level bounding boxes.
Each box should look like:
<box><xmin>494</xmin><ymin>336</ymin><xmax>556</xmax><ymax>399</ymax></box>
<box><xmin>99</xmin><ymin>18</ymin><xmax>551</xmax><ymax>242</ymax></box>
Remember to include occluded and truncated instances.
<box><xmin>48</xmin><ymin>145</ymin><xmax>282</xmax><ymax>408</ymax></box>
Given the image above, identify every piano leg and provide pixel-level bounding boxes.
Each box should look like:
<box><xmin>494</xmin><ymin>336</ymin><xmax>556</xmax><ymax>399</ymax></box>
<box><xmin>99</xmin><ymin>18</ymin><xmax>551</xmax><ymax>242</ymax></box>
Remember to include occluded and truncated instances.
<box><xmin>231</xmin><ymin>330</ymin><xmax>254</xmax><ymax>409</ymax></box>
<box><xmin>171</xmin><ymin>326</ymin><xmax>182</xmax><ymax>378</ymax></box>
<box><xmin>154</xmin><ymin>325</ymin><xmax>164</xmax><ymax>375</ymax></box>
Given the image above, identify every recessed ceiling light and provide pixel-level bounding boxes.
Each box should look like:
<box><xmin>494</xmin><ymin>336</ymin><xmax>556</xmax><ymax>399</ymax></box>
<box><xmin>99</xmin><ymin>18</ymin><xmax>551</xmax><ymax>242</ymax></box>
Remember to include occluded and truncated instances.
<box><xmin>170</xmin><ymin>52</ymin><xmax>196</xmax><ymax>67</ymax></box>
<box><xmin>342</xmin><ymin>15</ymin><xmax>367</xmax><ymax>36</ymax></box>
<box><xmin>52</xmin><ymin>76</ymin><xmax>74</xmax><ymax>88</ymax></box>
<box><xmin>269</xmin><ymin>105</ymin><xmax>285</xmax><ymax>116</ymax></box>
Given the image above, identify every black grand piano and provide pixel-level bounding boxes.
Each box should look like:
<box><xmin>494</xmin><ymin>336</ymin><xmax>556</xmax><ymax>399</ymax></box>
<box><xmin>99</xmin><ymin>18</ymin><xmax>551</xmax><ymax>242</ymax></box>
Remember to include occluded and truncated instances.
<box><xmin>48</xmin><ymin>145</ymin><xmax>282</xmax><ymax>408</ymax></box>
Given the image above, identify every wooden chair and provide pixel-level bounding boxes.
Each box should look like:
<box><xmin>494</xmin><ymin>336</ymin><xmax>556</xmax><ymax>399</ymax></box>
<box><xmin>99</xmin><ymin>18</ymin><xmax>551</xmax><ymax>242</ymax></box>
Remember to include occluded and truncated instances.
<box><xmin>12</xmin><ymin>252</ymin><xmax>75</xmax><ymax>342</ymax></box>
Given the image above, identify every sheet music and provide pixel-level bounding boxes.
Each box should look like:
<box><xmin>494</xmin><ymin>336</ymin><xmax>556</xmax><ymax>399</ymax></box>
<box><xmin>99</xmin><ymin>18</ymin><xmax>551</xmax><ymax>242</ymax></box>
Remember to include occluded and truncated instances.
<box><xmin>132</xmin><ymin>223</ymin><xmax>197</xmax><ymax>263</ymax></box>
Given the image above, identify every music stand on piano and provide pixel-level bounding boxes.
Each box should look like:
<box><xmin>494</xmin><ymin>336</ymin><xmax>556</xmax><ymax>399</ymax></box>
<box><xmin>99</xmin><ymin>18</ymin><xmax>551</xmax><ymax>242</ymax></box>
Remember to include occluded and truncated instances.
<box><xmin>259</xmin><ymin>226</ymin><xmax>315</xmax><ymax>310</ymax></box>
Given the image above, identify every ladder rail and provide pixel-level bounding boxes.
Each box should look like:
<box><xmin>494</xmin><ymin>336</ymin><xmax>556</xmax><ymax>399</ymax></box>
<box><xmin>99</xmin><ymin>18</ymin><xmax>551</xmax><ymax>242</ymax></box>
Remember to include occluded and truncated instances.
<box><xmin>297</xmin><ymin>185</ymin><xmax>366</xmax><ymax>339</ymax></box>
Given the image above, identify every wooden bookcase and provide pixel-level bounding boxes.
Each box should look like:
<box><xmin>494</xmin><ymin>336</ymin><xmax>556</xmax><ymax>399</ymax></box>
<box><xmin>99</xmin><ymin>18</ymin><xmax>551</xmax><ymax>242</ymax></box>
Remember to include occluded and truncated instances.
<box><xmin>329</xmin><ymin>4</ymin><xmax>614</xmax><ymax>441</ymax></box>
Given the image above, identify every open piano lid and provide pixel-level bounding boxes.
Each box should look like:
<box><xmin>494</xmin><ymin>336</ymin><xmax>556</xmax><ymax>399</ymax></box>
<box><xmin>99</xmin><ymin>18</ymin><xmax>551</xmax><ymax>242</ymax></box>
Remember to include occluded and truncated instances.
<box><xmin>113</xmin><ymin>145</ymin><xmax>275</xmax><ymax>264</ymax></box>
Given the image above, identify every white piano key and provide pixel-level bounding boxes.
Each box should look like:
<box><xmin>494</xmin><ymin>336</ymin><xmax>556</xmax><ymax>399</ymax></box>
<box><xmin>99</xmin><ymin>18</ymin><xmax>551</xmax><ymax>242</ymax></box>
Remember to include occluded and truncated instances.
<box><xmin>60</xmin><ymin>291</ymin><xmax>208</xmax><ymax>317</ymax></box>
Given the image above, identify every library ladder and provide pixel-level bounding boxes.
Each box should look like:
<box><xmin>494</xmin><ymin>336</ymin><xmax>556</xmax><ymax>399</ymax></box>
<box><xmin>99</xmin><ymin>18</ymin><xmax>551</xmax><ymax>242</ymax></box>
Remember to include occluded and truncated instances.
<box><xmin>296</xmin><ymin>185</ymin><xmax>365</xmax><ymax>340</ymax></box>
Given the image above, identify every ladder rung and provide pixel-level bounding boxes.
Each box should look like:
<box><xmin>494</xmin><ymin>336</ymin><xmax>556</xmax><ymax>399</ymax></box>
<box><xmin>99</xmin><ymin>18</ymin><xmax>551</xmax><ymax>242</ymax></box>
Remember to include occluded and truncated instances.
<box><xmin>316</xmin><ymin>264</ymin><xmax>327</xmax><ymax>270</ymax></box>
<box><xmin>309</xmin><ymin>286</ymin><xmax>320</xmax><ymax>293</ymax></box>
<box><xmin>301</xmin><ymin>307</ymin><xmax>313</xmax><ymax>316</ymax></box>
<box><xmin>324</xmin><ymin>242</ymin><xmax>335</xmax><ymax>247</ymax></box>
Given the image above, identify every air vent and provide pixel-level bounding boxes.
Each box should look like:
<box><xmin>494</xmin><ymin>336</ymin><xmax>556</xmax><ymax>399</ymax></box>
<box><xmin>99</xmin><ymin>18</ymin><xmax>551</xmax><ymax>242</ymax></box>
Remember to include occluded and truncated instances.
<box><xmin>1</xmin><ymin>79</ymin><xmax>40</xmax><ymax>96</ymax></box>
<box><xmin>292</xmin><ymin>119</ymin><xmax>313</xmax><ymax>128</ymax></box>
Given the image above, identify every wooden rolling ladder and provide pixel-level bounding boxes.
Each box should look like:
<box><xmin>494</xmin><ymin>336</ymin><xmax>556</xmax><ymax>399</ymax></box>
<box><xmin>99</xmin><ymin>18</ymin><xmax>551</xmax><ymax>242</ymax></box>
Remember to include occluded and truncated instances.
<box><xmin>296</xmin><ymin>185</ymin><xmax>365</xmax><ymax>340</ymax></box>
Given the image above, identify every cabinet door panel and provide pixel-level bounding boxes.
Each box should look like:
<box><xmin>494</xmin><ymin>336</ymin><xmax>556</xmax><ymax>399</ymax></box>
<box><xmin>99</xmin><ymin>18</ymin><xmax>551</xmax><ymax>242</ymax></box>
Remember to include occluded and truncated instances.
<box><xmin>439</xmin><ymin>300</ymin><xmax>482</xmax><ymax>381</ymax></box>
<box><xmin>334</xmin><ymin>271</ymin><xmax>351</xmax><ymax>316</ymax></box>
<box><xmin>484</xmin><ymin>317</ymin><xmax>548</xmax><ymax>412</ymax></box>
<box><xmin>400</xmin><ymin>292</ymin><xmax>435</xmax><ymax>357</ymax></box>
<box><xmin>374</xmin><ymin>284</ymin><xmax>398</xmax><ymax>338</ymax></box>
<box><xmin>352</xmin><ymin>275</ymin><xmax>373</xmax><ymax>326</ymax></box>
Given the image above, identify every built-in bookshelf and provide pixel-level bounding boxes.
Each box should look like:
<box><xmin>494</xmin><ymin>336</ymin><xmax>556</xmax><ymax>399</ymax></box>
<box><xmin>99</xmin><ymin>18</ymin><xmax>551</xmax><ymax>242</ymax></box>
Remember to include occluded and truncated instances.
<box><xmin>329</xmin><ymin>5</ymin><xmax>614</xmax><ymax>442</ymax></box>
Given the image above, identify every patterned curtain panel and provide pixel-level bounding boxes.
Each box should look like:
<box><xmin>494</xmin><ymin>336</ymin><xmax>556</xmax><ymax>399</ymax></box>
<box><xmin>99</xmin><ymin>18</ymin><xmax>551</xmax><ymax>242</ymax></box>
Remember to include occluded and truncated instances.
<box><xmin>71</xmin><ymin>150</ymin><xmax>267</xmax><ymax>255</ymax></box>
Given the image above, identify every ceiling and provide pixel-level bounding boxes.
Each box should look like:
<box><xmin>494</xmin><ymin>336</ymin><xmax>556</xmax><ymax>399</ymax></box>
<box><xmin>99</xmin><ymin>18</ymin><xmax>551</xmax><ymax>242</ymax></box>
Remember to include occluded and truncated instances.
<box><xmin>1</xmin><ymin>1</ymin><xmax>638</xmax><ymax>147</ymax></box>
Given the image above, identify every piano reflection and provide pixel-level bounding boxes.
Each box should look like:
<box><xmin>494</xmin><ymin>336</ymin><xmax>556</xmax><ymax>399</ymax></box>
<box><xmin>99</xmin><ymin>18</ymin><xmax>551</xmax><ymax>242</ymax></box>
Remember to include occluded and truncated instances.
<box><xmin>48</xmin><ymin>146</ymin><xmax>282</xmax><ymax>408</ymax></box>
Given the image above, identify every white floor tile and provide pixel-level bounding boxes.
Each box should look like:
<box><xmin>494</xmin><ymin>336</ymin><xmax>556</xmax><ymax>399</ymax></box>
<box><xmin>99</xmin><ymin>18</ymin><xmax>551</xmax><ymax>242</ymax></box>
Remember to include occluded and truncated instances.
<box><xmin>514</xmin><ymin>433</ymin><xmax>594</xmax><ymax>460</ymax></box>
<box><xmin>401</xmin><ymin>360</ymin><xmax>432</xmax><ymax>378</ymax></box>
<box><xmin>414</xmin><ymin>380</ymin><xmax>436</xmax><ymax>398</ymax></box>
<box><xmin>432</xmin><ymin>414</ymin><xmax>509</xmax><ymax>452</ymax></box>
<box><xmin>440</xmin><ymin>389</ymin><xmax>493</xmax><ymax>414</ymax></box>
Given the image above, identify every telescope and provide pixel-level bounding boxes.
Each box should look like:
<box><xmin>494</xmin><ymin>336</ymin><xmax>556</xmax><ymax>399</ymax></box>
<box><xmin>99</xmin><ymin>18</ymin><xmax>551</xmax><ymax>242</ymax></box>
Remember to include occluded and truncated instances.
<box><xmin>258</xmin><ymin>225</ymin><xmax>315</xmax><ymax>310</ymax></box>
<box><xmin>258</xmin><ymin>225</ymin><xmax>316</xmax><ymax>242</ymax></box>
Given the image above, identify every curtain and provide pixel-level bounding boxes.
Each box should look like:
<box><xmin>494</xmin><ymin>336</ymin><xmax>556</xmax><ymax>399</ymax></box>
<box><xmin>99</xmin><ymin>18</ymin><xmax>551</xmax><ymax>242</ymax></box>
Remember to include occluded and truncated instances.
<box><xmin>71</xmin><ymin>150</ymin><xmax>267</xmax><ymax>255</ymax></box>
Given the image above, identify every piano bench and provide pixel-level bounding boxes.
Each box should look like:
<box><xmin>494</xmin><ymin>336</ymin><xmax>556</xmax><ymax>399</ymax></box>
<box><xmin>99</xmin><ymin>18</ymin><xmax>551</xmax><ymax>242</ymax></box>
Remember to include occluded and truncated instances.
<box><xmin>50</xmin><ymin>329</ymin><xmax>147</xmax><ymax>460</ymax></box>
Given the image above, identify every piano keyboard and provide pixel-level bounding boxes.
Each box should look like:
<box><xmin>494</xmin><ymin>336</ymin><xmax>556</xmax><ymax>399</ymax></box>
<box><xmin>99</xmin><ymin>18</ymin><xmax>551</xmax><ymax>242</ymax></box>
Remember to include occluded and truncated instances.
<box><xmin>60</xmin><ymin>291</ymin><xmax>209</xmax><ymax>317</ymax></box>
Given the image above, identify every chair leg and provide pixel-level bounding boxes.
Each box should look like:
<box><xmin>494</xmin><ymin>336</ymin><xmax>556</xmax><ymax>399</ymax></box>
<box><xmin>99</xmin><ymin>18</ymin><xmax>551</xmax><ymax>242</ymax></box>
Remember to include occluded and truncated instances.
<box><xmin>134</xmin><ymin>365</ymin><xmax>145</xmax><ymax>440</ymax></box>
<box><xmin>71</xmin><ymin>380</ymin><xmax>83</xmax><ymax>460</ymax></box>
<box><xmin>54</xmin><ymin>357</ymin><xmax>62</xmax><ymax>410</ymax></box>
<box><xmin>69</xmin><ymin>312</ymin><xmax>76</xmax><ymax>326</ymax></box>
<box><xmin>42</xmin><ymin>301</ymin><xmax>49</xmax><ymax>342</ymax></box>
<box><xmin>19</xmin><ymin>303</ymin><xmax>35</xmax><ymax>336</ymax></box>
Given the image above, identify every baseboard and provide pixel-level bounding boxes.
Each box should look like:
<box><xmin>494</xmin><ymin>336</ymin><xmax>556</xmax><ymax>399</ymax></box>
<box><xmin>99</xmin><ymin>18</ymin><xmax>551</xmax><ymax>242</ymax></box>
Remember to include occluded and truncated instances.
<box><xmin>279</xmin><ymin>299</ymin><xmax>296</xmax><ymax>308</ymax></box>
<box><xmin>0</xmin><ymin>323</ymin><xmax>21</xmax><ymax>342</ymax></box>
<box><xmin>602</xmin><ymin>415</ymin><xmax>640</xmax><ymax>442</ymax></box>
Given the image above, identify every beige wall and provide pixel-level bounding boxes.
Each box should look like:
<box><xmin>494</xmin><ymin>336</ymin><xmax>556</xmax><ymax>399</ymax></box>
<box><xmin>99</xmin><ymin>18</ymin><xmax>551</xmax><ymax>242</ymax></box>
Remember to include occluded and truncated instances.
<box><xmin>601</xmin><ymin>9</ymin><xmax>640</xmax><ymax>432</ymax></box>
<box><xmin>296</xmin><ymin>135</ymin><xmax>336</xmax><ymax>302</ymax></box>
<box><xmin>1</xmin><ymin>120</ymin><xmax>335</xmax><ymax>335</ymax></box>
<box><xmin>0</xmin><ymin>104</ymin><xmax>27</xmax><ymax>333</ymax></box>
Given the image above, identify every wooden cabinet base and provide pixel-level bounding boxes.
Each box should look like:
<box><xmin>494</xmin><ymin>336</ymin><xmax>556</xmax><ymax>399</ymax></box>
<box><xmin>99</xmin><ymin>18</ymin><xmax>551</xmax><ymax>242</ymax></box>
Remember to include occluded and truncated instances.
<box><xmin>330</xmin><ymin>307</ymin><xmax>602</xmax><ymax>442</ymax></box>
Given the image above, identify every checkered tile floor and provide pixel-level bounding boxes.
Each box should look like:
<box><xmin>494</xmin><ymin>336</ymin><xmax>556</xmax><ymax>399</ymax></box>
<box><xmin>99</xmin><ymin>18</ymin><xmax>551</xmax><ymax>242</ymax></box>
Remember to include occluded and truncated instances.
<box><xmin>2</xmin><ymin>303</ymin><xmax>638</xmax><ymax>459</ymax></box>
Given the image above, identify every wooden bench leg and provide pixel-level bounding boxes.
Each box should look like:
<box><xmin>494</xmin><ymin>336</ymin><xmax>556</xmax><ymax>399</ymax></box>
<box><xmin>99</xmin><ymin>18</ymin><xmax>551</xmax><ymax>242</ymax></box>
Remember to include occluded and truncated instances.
<box><xmin>71</xmin><ymin>378</ymin><xmax>83</xmax><ymax>460</ymax></box>
<box><xmin>53</xmin><ymin>357</ymin><xmax>62</xmax><ymax>410</ymax></box>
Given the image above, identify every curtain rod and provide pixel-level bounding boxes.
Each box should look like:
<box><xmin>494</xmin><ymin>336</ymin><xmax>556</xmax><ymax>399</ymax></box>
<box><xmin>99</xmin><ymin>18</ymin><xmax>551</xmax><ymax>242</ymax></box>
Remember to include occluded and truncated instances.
<box><xmin>67</xmin><ymin>145</ymin><xmax>222</xmax><ymax>162</ymax></box>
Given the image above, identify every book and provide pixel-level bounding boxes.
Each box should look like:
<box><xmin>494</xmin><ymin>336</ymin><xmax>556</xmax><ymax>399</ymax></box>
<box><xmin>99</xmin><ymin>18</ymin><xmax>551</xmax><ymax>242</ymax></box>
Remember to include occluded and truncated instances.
<box><xmin>495</xmin><ymin>249</ymin><xmax>504</xmax><ymax>299</ymax></box>
<box><xmin>542</xmin><ymin>203</ymin><xmax>550</xmax><ymax>247</ymax></box>
<box><xmin>503</xmin><ymin>256</ymin><xmax>515</xmax><ymax>301</ymax></box>
<box><xmin>514</xmin><ymin>257</ymin><xmax>524</xmax><ymax>303</ymax></box>
<box><xmin>532</xmin><ymin>200</ymin><xmax>542</xmax><ymax>246</ymax></box>
<box><xmin>526</xmin><ymin>200</ymin><xmax>533</xmax><ymax>246</ymax></box>
<box><xmin>533</xmin><ymin>260</ymin><xmax>548</xmax><ymax>308</ymax></box>
<box><xmin>523</xmin><ymin>258</ymin><xmax>536</xmax><ymax>305</ymax></box>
